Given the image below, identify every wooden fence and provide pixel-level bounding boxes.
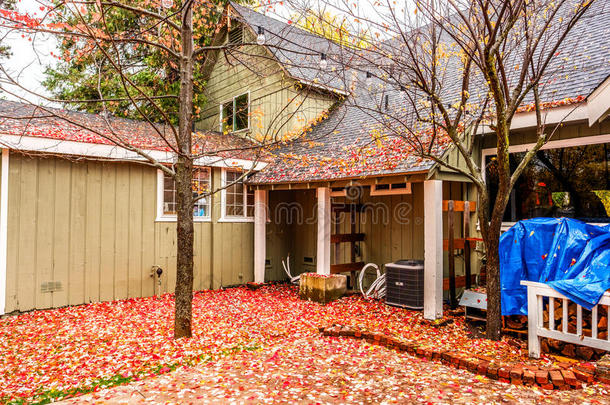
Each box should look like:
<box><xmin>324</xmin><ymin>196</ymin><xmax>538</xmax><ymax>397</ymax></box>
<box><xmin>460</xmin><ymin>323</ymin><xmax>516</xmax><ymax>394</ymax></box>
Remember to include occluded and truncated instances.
<box><xmin>522</xmin><ymin>280</ymin><xmax>610</xmax><ymax>358</ymax></box>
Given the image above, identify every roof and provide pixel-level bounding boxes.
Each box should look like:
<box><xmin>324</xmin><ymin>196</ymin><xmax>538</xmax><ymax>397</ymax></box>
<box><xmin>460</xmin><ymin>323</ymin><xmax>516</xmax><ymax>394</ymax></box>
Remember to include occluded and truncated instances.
<box><xmin>248</xmin><ymin>99</ymin><xmax>447</xmax><ymax>185</ymax></box>
<box><xmin>231</xmin><ymin>2</ymin><xmax>348</xmax><ymax>93</ymax></box>
<box><xmin>516</xmin><ymin>0</ymin><xmax>609</xmax><ymax>105</ymax></box>
<box><xmin>0</xmin><ymin>100</ymin><xmax>260</xmax><ymax>161</ymax></box>
<box><xmin>245</xmin><ymin>1</ymin><xmax>610</xmax><ymax>185</ymax></box>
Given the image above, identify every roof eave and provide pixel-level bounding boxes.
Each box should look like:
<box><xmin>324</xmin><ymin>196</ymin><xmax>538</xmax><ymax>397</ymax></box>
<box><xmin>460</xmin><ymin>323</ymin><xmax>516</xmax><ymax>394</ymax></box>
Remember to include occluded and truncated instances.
<box><xmin>481</xmin><ymin>101</ymin><xmax>590</xmax><ymax>134</ymax></box>
<box><xmin>0</xmin><ymin>132</ymin><xmax>267</xmax><ymax>171</ymax></box>
<box><xmin>587</xmin><ymin>76</ymin><xmax>610</xmax><ymax>126</ymax></box>
<box><xmin>297</xmin><ymin>78</ymin><xmax>349</xmax><ymax>97</ymax></box>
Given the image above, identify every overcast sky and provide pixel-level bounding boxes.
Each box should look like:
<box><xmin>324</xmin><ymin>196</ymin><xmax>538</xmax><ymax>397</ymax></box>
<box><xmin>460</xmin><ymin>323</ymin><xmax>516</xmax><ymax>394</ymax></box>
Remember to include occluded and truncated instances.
<box><xmin>1</xmin><ymin>0</ymin><xmax>56</xmax><ymax>104</ymax></box>
<box><xmin>0</xmin><ymin>0</ymin><xmax>402</xmax><ymax>105</ymax></box>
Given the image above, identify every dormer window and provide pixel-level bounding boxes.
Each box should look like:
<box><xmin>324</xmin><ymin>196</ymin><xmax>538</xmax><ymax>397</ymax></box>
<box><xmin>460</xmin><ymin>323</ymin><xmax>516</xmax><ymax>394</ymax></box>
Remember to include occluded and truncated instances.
<box><xmin>220</xmin><ymin>92</ymin><xmax>250</xmax><ymax>133</ymax></box>
<box><xmin>227</xmin><ymin>25</ymin><xmax>243</xmax><ymax>45</ymax></box>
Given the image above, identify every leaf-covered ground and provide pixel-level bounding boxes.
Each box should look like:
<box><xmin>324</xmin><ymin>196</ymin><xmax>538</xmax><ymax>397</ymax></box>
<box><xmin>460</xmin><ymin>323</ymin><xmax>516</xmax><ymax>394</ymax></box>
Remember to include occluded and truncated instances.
<box><xmin>0</xmin><ymin>284</ymin><xmax>608</xmax><ymax>403</ymax></box>
<box><xmin>62</xmin><ymin>337</ymin><xmax>610</xmax><ymax>404</ymax></box>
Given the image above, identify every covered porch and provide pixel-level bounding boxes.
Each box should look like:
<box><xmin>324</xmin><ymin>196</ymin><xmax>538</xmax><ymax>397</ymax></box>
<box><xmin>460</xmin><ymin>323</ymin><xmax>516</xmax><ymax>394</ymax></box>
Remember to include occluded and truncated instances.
<box><xmin>251</xmin><ymin>172</ymin><xmax>480</xmax><ymax>320</ymax></box>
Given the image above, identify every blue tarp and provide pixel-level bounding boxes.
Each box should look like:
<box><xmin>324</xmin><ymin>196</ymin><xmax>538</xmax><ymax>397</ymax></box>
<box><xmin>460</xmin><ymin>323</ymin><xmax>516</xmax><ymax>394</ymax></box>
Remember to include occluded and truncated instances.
<box><xmin>499</xmin><ymin>218</ymin><xmax>610</xmax><ymax>315</ymax></box>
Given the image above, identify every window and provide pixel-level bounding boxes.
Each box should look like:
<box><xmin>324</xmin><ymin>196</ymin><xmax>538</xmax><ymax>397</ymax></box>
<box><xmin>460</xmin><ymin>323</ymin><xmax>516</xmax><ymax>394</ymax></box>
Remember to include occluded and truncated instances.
<box><xmin>222</xmin><ymin>169</ymin><xmax>254</xmax><ymax>220</ymax></box>
<box><xmin>158</xmin><ymin>168</ymin><xmax>211</xmax><ymax>221</ymax></box>
<box><xmin>370</xmin><ymin>182</ymin><xmax>412</xmax><ymax>196</ymax></box>
<box><xmin>485</xmin><ymin>142</ymin><xmax>610</xmax><ymax>223</ymax></box>
<box><xmin>330</xmin><ymin>187</ymin><xmax>347</xmax><ymax>197</ymax></box>
<box><xmin>220</xmin><ymin>93</ymin><xmax>249</xmax><ymax>133</ymax></box>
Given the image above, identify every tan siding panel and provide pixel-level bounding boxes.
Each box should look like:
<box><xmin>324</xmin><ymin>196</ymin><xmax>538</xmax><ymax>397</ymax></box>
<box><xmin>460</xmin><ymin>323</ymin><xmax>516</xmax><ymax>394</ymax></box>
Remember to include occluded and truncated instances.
<box><xmin>5</xmin><ymin>157</ymin><xmax>257</xmax><ymax>312</ymax></box>
<box><xmin>141</xmin><ymin>168</ymin><xmax>156</xmax><ymax>297</ymax></box>
<box><xmin>5</xmin><ymin>154</ymin><xmax>18</xmax><ymax>312</ymax></box>
<box><xmin>68</xmin><ymin>162</ymin><xmax>87</xmax><ymax>306</ymax></box>
<box><xmin>114</xmin><ymin>165</ymin><xmax>129</xmax><ymax>300</ymax></box>
<box><xmin>35</xmin><ymin>158</ymin><xmax>54</xmax><ymax>309</ymax></box>
<box><xmin>197</xmin><ymin>46</ymin><xmax>335</xmax><ymax>144</ymax></box>
<box><xmin>52</xmin><ymin>159</ymin><xmax>70</xmax><ymax>308</ymax></box>
<box><xmin>128</xmin><ymin>165</ymin><xmax>143</xmax><ymax>298</ymax></box>
<box><xmin>18</xmin><ymin>156</ymin><xmax>37</xmax><ymax>311</ymax></box>
<box><xmin>85</xmin><ymin>162</ymin><xmax>102</xmax><ymax>303</ymax></box>
<box><xmin>99</xmin><ymin>163</ymin><xmax>116</xmax><ymax>302</ymax></box>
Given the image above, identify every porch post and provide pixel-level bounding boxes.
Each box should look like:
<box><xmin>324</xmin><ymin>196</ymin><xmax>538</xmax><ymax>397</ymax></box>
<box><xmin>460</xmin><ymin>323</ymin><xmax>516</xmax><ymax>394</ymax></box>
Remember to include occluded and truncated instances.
<box><xmin>316</xmin><ymin>187</ymin><xmax>331</xmax><ymax>275</ymax></box>
<box><xmin>424</xmin><ymin>180</ymin><xmax>443</xmax><ymax>320</ymax></box>
<box><xmin>254</xmin><ymin>189</ymin><xmax>268</xmax><ymax>283</ymax></box>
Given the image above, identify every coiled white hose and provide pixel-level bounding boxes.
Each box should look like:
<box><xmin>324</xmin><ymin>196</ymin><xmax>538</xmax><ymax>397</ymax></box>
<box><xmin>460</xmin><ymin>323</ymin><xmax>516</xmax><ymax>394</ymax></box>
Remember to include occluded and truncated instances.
<box><xmin>282</xmin><ymin>254</ymin><xmax>301</xmax><ymax>284</ymax></box>
<box><xmin>359</xmin><ymin>263</ymin><xmax>386</xmax><ymax>299</ymax></box>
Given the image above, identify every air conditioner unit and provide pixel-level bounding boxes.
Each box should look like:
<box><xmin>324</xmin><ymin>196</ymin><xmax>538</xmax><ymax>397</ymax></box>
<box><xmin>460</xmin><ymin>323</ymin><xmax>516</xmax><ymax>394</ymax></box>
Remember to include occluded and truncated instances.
<box><xmin>385</xmin><ymin>259</ymin><xmax>424</xmax><ymax>310</ymax></box>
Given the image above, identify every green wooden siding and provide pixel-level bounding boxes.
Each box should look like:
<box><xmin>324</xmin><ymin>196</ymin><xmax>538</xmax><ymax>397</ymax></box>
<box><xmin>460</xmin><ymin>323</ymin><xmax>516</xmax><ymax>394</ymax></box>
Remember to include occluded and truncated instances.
<box><xmin>481</xmin><ymin>120</ymin><xmax>610</xmax><ymax>151</ymax></box>
<box><xmin>196</xmin><ymin>27</ymin><xmax>336</xmax><ymax>142</ymax></box>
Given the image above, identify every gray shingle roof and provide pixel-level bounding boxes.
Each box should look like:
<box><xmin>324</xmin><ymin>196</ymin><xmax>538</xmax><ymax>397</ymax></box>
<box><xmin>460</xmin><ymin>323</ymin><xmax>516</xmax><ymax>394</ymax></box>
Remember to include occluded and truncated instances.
<box><xmin>535</xmin><ymin>1</ymin><xmax>610</xmax><ymax>103</ymax></box>
<box><xmin>248</xmin><ymin>94</ymin><xmax>439</xmax><ymax>185</ymax></box>
<box><xmin>244</xmin><ymin>1</ymin><xmax>610</xmax><ymax>185</ymax></box>
<box><xmin>231</xmin><ymin>2</ymin><xmax>348</xmax><ymax>93</ymax></box>
<box><xmin>0</xmin><ymin>100</ymin><xmax>260</xmax><ymax>160</ymax></box>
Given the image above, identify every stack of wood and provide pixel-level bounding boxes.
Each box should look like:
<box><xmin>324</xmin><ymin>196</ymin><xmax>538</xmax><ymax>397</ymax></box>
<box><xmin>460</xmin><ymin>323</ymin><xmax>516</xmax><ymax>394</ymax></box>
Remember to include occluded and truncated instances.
<box><xmin>502</xmin><ymin>301</ymin><xmax>608</xmax><ymax>361</ymax></box>
<box><xmin>503</xmin><ymin>315</ymin><xmax>528</xmax><ymax>332</ymax></box>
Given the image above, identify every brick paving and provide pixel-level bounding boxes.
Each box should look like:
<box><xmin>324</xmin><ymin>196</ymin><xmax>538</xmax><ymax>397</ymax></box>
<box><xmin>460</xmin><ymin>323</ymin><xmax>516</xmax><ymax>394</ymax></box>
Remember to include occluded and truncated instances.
<box><xmin>61</xmin><ymin>336</ymin><xmax>609</xmax><ymax>404</ymax></box>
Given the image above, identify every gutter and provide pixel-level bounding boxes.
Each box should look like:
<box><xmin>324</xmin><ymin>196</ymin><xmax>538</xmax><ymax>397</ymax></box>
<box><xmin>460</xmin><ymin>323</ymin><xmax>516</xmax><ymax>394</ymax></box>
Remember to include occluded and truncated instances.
<box><xmin>296</xmin><ymin>79</ymin><xmax>350</xmax><ymax>97</ymax></box>
<box><xmin>0</xmin><ymin>133</ymin><xmax>268</xmax><ymax>171</ymax></box>
<box><xmin>480</xmin><ymin>102</ymin><xmax>589</xmax><ymax>134</ymax></box>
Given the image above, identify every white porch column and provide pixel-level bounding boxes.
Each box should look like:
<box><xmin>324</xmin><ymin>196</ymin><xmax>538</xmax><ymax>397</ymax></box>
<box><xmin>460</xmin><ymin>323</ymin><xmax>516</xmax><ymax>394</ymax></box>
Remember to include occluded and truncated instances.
<box><xmin>254</xmin><ymin>189</ymin><xmax>268</xmax><ymax>283</ymax></box>
<box><xmin>316</xmin><ymin>187</ymin><xmax>331</xmax><ymax>275</ymax></box>
<box><xmin>0</xmin><ymin>149</ymin><xmax>8</xmax><ymax>315</ymax></box>
<box><xmin>424</xmin><ymin>179</ymin><xmax>443</xmax><ymax>320</ymax></box>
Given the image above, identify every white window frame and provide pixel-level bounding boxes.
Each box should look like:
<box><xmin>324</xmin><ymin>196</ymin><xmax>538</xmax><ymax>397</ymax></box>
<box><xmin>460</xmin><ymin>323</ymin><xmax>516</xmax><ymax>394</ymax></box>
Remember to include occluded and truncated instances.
<box><xmin>481</xmin><ymin>133</ymin><xmax>610</xmax><ymax>229</ymax></box>
<box><xmin>155</xmin><ymin>168</ymin><xmax>212</xmax><ymax>222</ymax></box>
<box><xmin>219</xmin><ymin>91</ymin><xmax>251</xmax><ymax>134</ymax></box>
<box><xmin>220</xmin><ymin>168</ymin><xmax>254</xmax><ymax>223</ymax></box>
<box><xmin>370</xmin><ymin>182</ymin><xmax>412</xmax><ymax>196</ymax></box>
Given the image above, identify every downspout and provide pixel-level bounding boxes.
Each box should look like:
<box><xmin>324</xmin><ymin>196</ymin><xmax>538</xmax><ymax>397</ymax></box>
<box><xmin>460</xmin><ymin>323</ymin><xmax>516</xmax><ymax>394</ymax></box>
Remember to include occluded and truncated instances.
<box><xmin>0</xmin><ymin>149</ymin><xmax>9</xmax><ymax>315</ymax></box>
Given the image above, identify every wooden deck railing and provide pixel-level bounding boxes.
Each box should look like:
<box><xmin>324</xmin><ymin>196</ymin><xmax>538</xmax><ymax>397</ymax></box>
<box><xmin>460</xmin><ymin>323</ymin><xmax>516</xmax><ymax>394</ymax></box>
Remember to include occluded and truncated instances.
<box><xmin>521</xmin><ymin>280</ymin><xmax>610</xmax><ymax>358</ymax></box>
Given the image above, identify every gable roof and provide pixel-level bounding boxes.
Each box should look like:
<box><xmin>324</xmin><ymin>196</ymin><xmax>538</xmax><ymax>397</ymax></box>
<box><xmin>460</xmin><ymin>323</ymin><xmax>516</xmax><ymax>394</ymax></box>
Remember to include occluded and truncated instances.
<box><xmin>230</xmin><ymin>2</ymin><xmax>348</xmax><ymax>94</ymax></box>
<box><xmin>519</xmin><ymin>0</ymin><xmax>610</xmax><ymax>105</ymax></box>
<box><xmin>247</xmin><ymin>90</ymin><xmax>450</xmax><ymax>185</ymax></box>
<box><xmin>245</xmin><ymin>1</ymin><xmax>610</xmax><ymax>185</ymax></box>
<box><xmin>0</xmin><ymin>100</ymin><xmax>260</xmax><ymax>162</ymax></box>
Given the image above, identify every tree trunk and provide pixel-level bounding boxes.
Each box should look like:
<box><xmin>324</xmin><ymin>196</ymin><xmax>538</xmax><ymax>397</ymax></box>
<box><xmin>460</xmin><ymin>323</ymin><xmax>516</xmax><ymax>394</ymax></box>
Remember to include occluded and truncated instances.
<box><xmin>174</xmin><ymin>0</ymin><xmax>195</xmax><ymax>339</ymax></box>
<box><xmin>476</xmin><ymin>185</ymin><xmax>506</xmax><ymax>341</ymax></box>
<box><xmin>485</xmin><ymin>225</ymin><xmax>502</xmax><ymax>341</ymax></box>
<box><xmin>174</xmin><ymin>158</ymin><xmax>194</xmax><ymax>338</ymax></box>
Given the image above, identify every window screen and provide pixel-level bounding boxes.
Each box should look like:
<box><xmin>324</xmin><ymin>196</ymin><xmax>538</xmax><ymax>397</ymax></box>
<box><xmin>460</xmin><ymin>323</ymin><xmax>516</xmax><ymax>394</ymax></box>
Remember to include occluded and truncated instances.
<box><xmin>163</xmin><ymin>169</ymin><xmax>211</xmax><ymax>218</ymax></box>
<box><xmin>220</xmin><ymin>93</ymin><xmax>249</xmax><ymax>133</ymax></box>
<box><xmin>225</xmin><ymin>170</ymin><xmax>244</xmax><ymax>217</ymax></box>
<box><xmin>221</xmin><ymin>101</ymin><xmax>233</xmax><ymax>133</ymax></box>
<box><xmin>486</xmin><ymin>142</ymin><xmax>610</xmax><ymax>222</ymax></box>
<box><xmin>224</xmin><ymin>170</ymin><xmax>254</xmax><ymax>218</ymax></box>
<box><xmin>234</xmin><ymin>93</ymin><xmax>249</xmax><ymax>131</ymax></box>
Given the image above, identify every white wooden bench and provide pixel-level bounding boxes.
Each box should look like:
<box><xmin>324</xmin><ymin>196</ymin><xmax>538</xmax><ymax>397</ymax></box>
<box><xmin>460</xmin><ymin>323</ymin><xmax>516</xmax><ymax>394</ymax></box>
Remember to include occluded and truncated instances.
<box><xmin>521</xmin><ymin>280</ymin><xmax>610</xmax><ymax>358</ymax></box>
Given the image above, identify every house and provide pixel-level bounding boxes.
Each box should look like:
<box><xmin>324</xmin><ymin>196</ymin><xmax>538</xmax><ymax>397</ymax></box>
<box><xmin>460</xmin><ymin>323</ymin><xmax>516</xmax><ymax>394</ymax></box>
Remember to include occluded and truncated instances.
<box><xmin>0</xmin><ymin>2</ymin><xmax>609</xmax><ymax>318</ymax></box>
<box><xmin>0</xmin><ymin>101</ymin><xmax>265</xmax><ymax>314</ymax></box>
<box><xmin>205</xmin><ymin>3</ymin><xmax>610</xmax><ymax>320</ymax></box>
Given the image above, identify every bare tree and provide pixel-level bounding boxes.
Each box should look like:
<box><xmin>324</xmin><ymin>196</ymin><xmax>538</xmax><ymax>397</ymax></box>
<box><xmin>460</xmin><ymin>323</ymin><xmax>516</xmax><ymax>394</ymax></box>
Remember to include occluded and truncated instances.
<box><xmin>285</xmin><ymin>0</ymin><xmax>599</xmax><ymax>339</ymax></box>
<box><xmin>0</xmin><ymin>0</ymin><xmax>339</xmax><ymax>338</ymax></box>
